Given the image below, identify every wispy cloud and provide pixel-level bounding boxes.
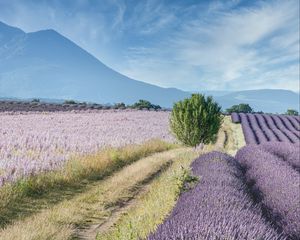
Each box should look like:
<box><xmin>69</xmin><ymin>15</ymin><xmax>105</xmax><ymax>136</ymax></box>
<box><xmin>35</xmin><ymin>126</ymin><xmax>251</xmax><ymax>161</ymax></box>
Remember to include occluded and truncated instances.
<box><xmin>119</xmin><ymin>0</ymin><xmax>299</xmax><ymax>91</ymax></box>
<box><xmin>0</xmin><ymin>0</ymin><xmax>299</xmax><ymax>92</ymax></box>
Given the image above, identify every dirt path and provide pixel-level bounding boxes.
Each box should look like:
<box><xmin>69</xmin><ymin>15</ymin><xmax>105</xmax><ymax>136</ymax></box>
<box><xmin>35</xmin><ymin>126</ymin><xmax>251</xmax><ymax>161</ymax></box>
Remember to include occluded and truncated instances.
<box><xmin>76</xmin><ymin>162</ymin><xmax>171</xmax><ymax>240</ymax></box>
<box><xmin>0</xmin><ymin>149</ymin><xmax>187</xmax><ymax>240</ymax></box>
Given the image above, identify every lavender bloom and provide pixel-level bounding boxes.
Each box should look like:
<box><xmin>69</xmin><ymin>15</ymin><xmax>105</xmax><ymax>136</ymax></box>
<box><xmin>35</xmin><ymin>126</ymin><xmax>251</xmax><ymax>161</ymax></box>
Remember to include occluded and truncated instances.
<box><xmin>247</xmin><ymin>114</ymin><xmax>269</xmax><ymax>143</ymax></box>
<box><xmin>260</xmin><ymin>142</ymin><xmax>300</xmax><ymax>171</ymax></box>
<box><xmin>270</xmin><ymin>115</ymin><xmax>299</xmax><ymax>143</ymax></box>
<box><xmin>286</xmin><ymin>116</ymin><xmax>300</xmax><ymax>131</ymax></box>
<box><xmin>236</xmin><ymin>145</ymin><xmax>300</xmax><ymax>239</ymax></box>
<box><xmin>239</xmin><ymin>113</ymin><xmax>258</xmax><ymax>144</ymax></box>
<box><xmin>263</xmin><ymin>115</ymin><xmax>292</xmax><ymax>143</ymax></box>
<box><xmin>148</xmin><ymin>152</ymin><xmax>284</xmax><ymax>240</ymax></box>
<box><xmin>0</xmin><ymin>110</ymin><xmax>174</xmax><ymax>186</ymax></box>
<box><xmin>255</xmin><ymin>114</ymin><xmax>280</xmax><ymax>142</ymax></box>
<box><xmin>277</xmin><ymin>115</ymin><xmax>300</xmax><ymax>138</ymax></box>
<box><xmin>231</xmin><ymin>113</ymin><xmax>240</xmax><ymax>123</ymax></box>
<box><xmin>232</xmin><ymin>113</ymin><xmax>300</xmax><ymax>145</ymax></box>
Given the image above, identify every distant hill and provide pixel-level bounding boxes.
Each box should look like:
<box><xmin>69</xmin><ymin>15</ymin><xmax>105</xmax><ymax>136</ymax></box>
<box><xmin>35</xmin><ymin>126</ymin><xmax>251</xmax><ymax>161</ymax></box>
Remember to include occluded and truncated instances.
<box><xmin>0</xmin><ymin>21</ymin><xmax>299</xmax><ymax>113</ymax></box>
<box><xmin>215</xmin><ymin>89</ymin><xmax>299</xmax><ymax>113</ymax></box>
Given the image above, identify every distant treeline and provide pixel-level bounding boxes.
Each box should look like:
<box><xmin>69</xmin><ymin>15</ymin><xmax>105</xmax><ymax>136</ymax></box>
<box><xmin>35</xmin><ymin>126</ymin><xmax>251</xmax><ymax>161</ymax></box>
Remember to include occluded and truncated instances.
<box><xmin>0</xmin><ymin>99</ymin><xmax>297</xmax><ymax>115</ymax></box>
<box><xmin>0</xmin><ymin>99</ymin><xmax>170</xmax><ymax>112</ymax></box>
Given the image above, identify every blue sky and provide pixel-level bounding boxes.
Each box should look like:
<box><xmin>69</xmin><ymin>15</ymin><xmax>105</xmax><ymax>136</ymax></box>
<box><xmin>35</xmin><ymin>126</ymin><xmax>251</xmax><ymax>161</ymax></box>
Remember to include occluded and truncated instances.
<box><xmin>0</xmin><ymin>0</ymin><xmax>299</xmax><ymax>92</ymax></box>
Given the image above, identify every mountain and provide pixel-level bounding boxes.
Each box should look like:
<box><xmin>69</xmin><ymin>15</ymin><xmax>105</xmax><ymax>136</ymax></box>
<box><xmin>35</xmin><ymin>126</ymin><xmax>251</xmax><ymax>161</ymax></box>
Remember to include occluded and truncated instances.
<box><xmin>0</xmin><ymin>21</ymin><xmax>189</xmax><ymax>106</ymax></box>
<box><xmin>0</xmin><ymin>21</ymin><xmax>299</xmax><ymax>112</ymax></box>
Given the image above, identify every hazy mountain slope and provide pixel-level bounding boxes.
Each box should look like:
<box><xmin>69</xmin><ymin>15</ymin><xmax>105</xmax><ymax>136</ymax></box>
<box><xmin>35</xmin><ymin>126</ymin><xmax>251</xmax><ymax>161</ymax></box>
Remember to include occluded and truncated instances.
<box><xmin>0</xmin><ymin>21</ymin><xmax>189</xmax><ymax>106</ymax></box>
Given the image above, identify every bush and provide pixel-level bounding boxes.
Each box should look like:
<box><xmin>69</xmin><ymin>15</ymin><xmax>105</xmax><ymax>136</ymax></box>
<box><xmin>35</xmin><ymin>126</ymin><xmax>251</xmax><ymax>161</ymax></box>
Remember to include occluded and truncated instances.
<box><xmin>64</xmin><ymin>100</ymin><xmax>77</xmax><ymax>104</ymax></box>
<box><xmin>285</xmin><ymin>109</ymin><xmax>299</xmax><ymax>116</ymax></box>
<box><xmin>113</xmin><ymin>102</ymin><xmax>126</xmax><ymax>109</ymax></box>
<box><xmin>31</xmin><ymin>98</ymin><xmax>40</xmax><ymax>103</ymax></box>
<box><xmin>226</xmin><ymin>103</ymin><xmax>253</xmax><ymax>114</ymax></box>
<box><xmin>170</xmin><ymin>94</ymin><xmax>223</xmax><ymax>147</ymax></box>
<box><xmin>131</xmin><ymin>100</ymin><xmax>161</xmax><ymax>110</ymax></box>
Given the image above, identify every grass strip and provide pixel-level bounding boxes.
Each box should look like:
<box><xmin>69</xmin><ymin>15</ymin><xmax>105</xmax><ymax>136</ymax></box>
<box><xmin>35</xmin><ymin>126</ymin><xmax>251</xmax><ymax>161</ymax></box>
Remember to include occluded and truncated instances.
<box><xmin>0</xmin><ymin>148</ymin><xmax>187</xmax><ymax>240</ymax></box>
<box><xmin>0</xmin><ymin>139</ymin><xmax>176</xmax><ymax>227</ymax></box>
<box><xmin>97</xmin><ymin>148</ymin><xmax>197</xmax><ymax>240</ymax></box>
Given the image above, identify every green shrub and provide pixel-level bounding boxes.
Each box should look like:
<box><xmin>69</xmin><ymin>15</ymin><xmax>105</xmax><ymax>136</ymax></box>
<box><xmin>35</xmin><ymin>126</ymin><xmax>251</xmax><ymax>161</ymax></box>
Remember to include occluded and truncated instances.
<box><xmin>170</xmin><ymin>94</ymin><xmax>223</xmax><ymax>147</ymax></box>
<box><xmin>114</xmin><ymin>102</ymin><xmax>126</xmax><ymax>109</ymax></box>
<box><xmin>64</xmin><ymin>100</ymin><xmax>77</xmax><ymax>104</ymax></box>
<box><xmin>285</xmin><ymin>109</ymin><xmax>299</xmax><ymax>116</ymax></box>
<box><xmin>226</xmin><ymin>103</ymin><xmax>253</xmax><ymax>114</ymax></box>
<box><xmin>31</xmin><ymin>98</ymin><xmax>40</xmax><ymax>103</ymax></box>
<box><xmin>130</xmin><ymin>100</ymin><xmax>161</xmax><ymax>110</ymax></box>
<box><xmin>175</xmin><ymin>166</ymin><xmax>198</xmax><ymax>196</ymax></box>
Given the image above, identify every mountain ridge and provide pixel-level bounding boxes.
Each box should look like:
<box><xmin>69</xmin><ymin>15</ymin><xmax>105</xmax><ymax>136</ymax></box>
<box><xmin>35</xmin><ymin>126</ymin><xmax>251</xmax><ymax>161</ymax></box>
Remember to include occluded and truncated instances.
<box><xmin>0</xmin><ymin>21</ymin><xmax>299</xmax><ymax>113</ymax></box>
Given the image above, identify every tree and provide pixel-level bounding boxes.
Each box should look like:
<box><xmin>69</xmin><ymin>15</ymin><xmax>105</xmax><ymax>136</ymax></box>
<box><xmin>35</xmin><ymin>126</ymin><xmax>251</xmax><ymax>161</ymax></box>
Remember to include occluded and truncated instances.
<box><xmin>170</xmin><ymin>94</ymin><xmax>223</xmax><ymax>147</ymax></box>
<box><xmin>31</xmin><ymin>98</ymin><xmax>40</xmax><ymax>103</ymax></box>
<box><xmin>64</xmin><ymin>100</ymin><xmax>77</xmax><ymax>104</ymax></box>
<box><xmin>285</xmin><ymin>109</ymin><xmax>299</xmax><ymax>116</ymax></box>
<box><xmin>226</xmin><ymin>103</ymin><xmax>253</xmax><ymax>114</ymax></box>
<box><xmin>131</xmin><ymin>100</ymin><xmax>161</xmax><ymax>110</ymax></box>
<box><xmin>114</xmin><ymin>102</ymin><xmax>126</xmax><ymax>109</ymax></box>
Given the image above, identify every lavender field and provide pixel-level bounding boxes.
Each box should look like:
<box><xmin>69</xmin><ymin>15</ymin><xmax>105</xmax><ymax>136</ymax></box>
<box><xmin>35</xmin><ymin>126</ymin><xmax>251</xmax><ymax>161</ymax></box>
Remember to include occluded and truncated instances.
<box><xmin>231</xmin><ymin>113</ymin><xmax>300</xmax><ymax>144</ymax></box>
<box><xmin>0</xmin><ymin>110</ymin><xmax>173</xmax><ymax>186</ymax></box>
<box><xmin>148</xmin><ymin>152</ymin><xmax>285</xmax><ymax>240</ymax></box>
<box><xmin>148</xmin><ymin>113</ymin><xmax>300</xmax><ymax>240</ymax></box>
<box><xmin>149</xmin><ymin>144</ymin><xmax>300</xmax><ymax>240</ymax></box>
<box><xmin>236</xmin><ymin>144</ymin><xmax>300</xmax><ymax>239</ymax></box>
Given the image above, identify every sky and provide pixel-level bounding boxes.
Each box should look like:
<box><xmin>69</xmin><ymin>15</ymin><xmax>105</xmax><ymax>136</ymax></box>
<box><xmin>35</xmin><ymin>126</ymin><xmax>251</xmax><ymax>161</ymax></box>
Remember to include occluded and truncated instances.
<box><xmin>0</xmin><ymin>0</ymin><xmax>299</xmax><ymax>92</ymax></box>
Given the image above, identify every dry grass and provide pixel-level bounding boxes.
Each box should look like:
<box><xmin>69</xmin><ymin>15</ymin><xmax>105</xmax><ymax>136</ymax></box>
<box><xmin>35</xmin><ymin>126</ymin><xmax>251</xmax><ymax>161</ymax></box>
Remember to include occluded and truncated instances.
<box><xmin>0</xmin><ymin>140</ymin><xmax>175</xmax><ymax>227</ymax></box>
<box><xmin>0</xmin><ymin>148</ymin><xmax>188</xmax><ymax>240</ymax></box>
<box><xmin>97</xmin><ymin>149</ymin><xmax>197</xmax><ymax>240</ymax></box>
<box><xmin>198</xmin><ymin>116</ymin><xmax>245</xmax><ymax>155</ymax></box>
<box><xmin>222</xmin><ymin>116</ymin><xmax>246</xmax><ymax>155</ymax></box>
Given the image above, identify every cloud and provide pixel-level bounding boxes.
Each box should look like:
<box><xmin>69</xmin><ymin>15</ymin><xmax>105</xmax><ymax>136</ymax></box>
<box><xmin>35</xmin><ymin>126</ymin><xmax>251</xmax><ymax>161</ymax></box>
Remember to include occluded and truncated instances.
<box><xmin>118</xmin><ymin>0</ymin><xmax>299</xmax><ymax>91</ymax></box>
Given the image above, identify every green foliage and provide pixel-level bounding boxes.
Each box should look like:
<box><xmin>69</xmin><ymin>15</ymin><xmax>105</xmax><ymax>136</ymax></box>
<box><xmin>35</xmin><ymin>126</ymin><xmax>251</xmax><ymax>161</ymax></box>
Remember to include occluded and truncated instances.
<box><xmin>31</xmin><ymin>98</ymin><xmax>40</xmax><ymax>103</ymax></box>
<box><xmin>285</xmin><ymin>109</ymin><xmax>299</xmax><ymax>116</ymax></box>
<box><xmin>64</xmin><ymin>100</ymin><xmax>77</xmax><ymax>104</ymax></box>
<box><xmin>170</xmin><ymin>94</ymin><xmax>223</xmax><ymax>147</ymax></box>
<box><xmin>226</xmin><ymin>103</ymin><xmax>253</xmax><ymax>114</ymax></box>
<box><xmin>175</xmin><ymin>166</ymin><xmax>198</xmax><ymax>196</ymax></box>
<box><xmin>131</xmin><ymin>99</ymin><xmax>161</xmax><ymax>110</ymax></box>
<box><xmin>114</xmin><ymin>102</ymin><xmax>126</xmax><ymax>109</ymax></box>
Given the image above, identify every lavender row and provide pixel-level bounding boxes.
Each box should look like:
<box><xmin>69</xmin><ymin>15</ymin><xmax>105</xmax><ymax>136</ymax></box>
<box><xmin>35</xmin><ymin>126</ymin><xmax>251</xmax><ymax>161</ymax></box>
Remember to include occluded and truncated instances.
<box><xmin>256</xmin><ymin>114</ymin><xmax>296</xmax><ymax>143</ymax></box>
<box><xmin>277</xmin><ymin>115</ymin><xmax>300</xmax><ymax>137</ymax></box>
<box><xmin>239</xmin><ymin>113</ymin><xmax>258</xmax><ymax>144</ymax></box>
<box><xmin>232</xmin><ymin>113</ymin><xmax>300</xmax><ymax>144</ymax></box>
<box><xmin>236</xmin><ymin>145</ymin><xmax>300</xmax><ymax>239</ymax></box>
<box><xmin>148</xmin><ymin>152</ymin><xmax>283</xmax><ymax>240</ymax></box>
<box><xmin>255</xmin><ymin>114</ymin><xmax>280</xmax><ymax>142</ymax></box>
<box><xmin>231</xmin><ymin>112</ymin><xmax>240</xmax><ymax>123</ymax></box>
<box><xmin>286</xmin><ymin>116</ymin><xmax>300</xmax><ymax>131</ymax></box>
<box><xmin>261</xmin><ymin>142</ymin><xmax>300</xmax><ymax>171</ymax></box>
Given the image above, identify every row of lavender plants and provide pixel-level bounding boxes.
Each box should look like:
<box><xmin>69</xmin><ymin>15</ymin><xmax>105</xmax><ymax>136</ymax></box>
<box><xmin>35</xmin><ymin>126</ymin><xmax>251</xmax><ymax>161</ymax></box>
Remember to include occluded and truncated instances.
<box><xmin>261</xmin><ymin>142</ymin><xmax>300</xmax><ymax>171</ymax></box>
<box><xmin>236</xmin><ymin>143</ymin><xmax>300</xmax><ymax>239</ymax></box>
<box><xmin>231</xmin><ymin>113</ymin><xmax>300</xmax><ymax>144</ymax></box>
<box><xmin>148</xmin><ymin>152</ymin><xmax>285</xmax><ymax>240</ymax></box>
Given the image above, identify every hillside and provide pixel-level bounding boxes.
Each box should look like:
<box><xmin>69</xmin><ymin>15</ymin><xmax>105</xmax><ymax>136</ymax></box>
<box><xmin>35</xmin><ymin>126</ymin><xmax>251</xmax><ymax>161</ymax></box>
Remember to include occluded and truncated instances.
<box><xmin>0</xmin><ymin>21</ymin><xmax>189</xmax><ymax>106</ymax></box>
<box><xmin>0</xmin><ymin>21</ymin><xmax>299</xmax><ymax>112</ymax></box>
